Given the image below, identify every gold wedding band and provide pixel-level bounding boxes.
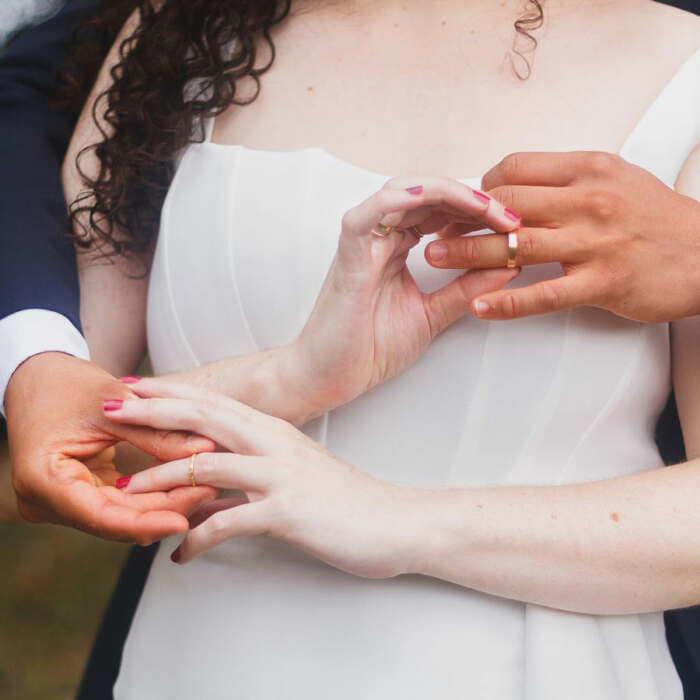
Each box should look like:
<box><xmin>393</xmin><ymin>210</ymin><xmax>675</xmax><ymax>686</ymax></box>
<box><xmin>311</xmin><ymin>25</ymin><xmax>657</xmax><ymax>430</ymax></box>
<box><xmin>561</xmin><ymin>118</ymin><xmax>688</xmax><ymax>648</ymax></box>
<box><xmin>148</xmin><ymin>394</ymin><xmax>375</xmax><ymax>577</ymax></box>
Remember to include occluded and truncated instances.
<box><xmin>507</xmin><ymin>230</ymin><xmax>519</xmax><ymax>268</ymax></box>
<box><xmin>371</xmin><ymin>222</ymin><xmax>393</xmax><ymax>237</ymax></box>
<box><xmin>403</xmin><ymin>224</ymin><xmax>423</xmax><ymax>238</ymax></box>
<box><xmin>189</xmin><ymin>452</ymin><xmax>198</xmax><ymax>487</ymax></box>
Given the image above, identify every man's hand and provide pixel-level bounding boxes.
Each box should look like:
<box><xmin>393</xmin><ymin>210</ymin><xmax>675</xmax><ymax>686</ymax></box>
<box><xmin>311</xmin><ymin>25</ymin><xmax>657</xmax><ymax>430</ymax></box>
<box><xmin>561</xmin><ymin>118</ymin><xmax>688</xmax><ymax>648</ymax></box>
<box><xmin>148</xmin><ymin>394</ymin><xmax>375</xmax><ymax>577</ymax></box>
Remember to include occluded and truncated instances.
<box><xmin>424</xmin><ymin>151</ymin><xmax>700</xmax><ymax>322</ymax></box>
<box><xmin>5</xmin><ymin>352</ymin><xmax>216</xmax><ymax>544</ymax></box>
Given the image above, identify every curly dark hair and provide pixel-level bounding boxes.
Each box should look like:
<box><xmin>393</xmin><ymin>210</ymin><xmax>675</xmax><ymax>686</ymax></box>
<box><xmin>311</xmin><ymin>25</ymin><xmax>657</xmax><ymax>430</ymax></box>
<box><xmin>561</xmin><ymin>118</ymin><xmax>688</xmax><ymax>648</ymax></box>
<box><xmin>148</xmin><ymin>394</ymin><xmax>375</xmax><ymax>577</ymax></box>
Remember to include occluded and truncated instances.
<box><xmin>63</xmin><ymin>0</ymin><xmax>544</xmax><ymax>259</ymax></box>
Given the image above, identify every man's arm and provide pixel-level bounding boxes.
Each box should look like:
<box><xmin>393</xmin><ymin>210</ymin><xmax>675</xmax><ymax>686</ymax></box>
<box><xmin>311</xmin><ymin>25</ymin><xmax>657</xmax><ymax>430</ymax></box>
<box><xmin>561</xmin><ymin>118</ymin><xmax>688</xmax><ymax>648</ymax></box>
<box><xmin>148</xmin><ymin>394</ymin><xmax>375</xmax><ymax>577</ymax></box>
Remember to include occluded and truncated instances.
<box><xmin>0</xmin><ymin>0</ymin><xmax>97</xmax><ymax>412</ymax></box>
<box><xmin>0</xmin><ymin>2</ymin><xmax>216</xmax><ymax>538</ymax></box>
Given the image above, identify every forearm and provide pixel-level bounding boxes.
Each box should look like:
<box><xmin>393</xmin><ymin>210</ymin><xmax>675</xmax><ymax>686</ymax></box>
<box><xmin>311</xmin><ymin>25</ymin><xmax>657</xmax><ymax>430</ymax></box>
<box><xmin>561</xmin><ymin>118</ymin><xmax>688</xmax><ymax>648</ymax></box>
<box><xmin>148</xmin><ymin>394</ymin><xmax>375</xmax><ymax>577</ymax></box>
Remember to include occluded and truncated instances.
<box><xmin>164</xmin><ymin>345</ymin><xmax>319</xmax><ymax>426</ymax></box>
<box><xmin>409</xmin><ymin>460</ymin><xmax>700</xmax><ymax>615</ymax></box>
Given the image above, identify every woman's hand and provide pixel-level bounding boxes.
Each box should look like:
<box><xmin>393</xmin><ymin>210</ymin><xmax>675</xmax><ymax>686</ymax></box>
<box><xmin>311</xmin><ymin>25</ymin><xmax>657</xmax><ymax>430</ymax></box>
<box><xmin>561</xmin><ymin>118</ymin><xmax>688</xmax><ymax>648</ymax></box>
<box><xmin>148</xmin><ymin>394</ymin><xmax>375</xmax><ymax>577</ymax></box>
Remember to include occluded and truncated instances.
<box><xmin>106</xmin><ymin>379</ymin><xmax>420</xmax><ymax>575</ymax></box>
<box><xmin>282</xmin><ymin>176</ymin><xmax>520</xmax><ymax>420</ymax></box>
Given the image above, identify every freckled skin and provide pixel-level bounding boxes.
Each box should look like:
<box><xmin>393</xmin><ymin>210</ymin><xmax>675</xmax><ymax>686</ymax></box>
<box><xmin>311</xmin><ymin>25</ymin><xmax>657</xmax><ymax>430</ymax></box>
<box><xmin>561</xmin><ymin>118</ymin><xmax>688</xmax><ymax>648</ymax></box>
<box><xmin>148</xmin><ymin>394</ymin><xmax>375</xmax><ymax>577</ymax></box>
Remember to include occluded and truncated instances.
<box><xmin>610</xmin><ymin>513</ymin><xmax>620</xmax><ymax>522</ymax></box>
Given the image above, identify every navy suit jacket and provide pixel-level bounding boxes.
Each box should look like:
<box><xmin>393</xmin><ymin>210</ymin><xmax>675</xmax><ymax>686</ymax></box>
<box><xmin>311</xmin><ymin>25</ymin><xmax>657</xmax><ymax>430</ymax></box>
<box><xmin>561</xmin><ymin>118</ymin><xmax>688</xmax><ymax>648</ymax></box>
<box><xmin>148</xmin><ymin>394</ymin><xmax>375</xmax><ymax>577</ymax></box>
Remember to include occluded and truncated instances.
<box><xmin>0</xmin><ymin>0</ymin><xmax>99</xmax><ymax>331</ymax></box>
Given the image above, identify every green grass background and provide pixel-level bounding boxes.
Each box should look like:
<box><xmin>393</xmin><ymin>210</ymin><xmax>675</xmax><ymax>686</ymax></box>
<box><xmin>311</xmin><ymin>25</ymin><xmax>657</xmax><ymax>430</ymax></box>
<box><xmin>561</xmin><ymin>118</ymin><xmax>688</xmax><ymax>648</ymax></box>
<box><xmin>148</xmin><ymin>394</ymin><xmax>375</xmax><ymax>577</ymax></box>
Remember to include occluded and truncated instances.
<box><xmin>0</xmin><ymin>444</ymin><xmax>128</xmax><ymax>700</ymax></box>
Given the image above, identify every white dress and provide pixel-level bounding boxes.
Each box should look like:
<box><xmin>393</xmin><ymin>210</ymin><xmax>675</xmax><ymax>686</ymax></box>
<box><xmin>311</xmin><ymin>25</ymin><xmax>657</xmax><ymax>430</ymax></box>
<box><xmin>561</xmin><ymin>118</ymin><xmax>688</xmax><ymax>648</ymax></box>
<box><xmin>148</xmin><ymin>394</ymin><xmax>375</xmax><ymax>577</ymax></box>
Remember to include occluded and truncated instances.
<box><xmin>114</xmin><ymin>48</ymin><xmax>700</xmax><ymax>699</ymax></box>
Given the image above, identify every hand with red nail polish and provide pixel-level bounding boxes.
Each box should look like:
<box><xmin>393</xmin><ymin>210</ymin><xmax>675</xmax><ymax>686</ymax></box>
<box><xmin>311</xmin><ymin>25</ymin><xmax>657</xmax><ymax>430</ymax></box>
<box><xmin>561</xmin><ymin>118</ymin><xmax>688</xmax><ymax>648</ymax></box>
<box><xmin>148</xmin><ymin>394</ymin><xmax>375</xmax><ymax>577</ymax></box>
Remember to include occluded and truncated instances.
<box><xmin>282</xmin><ymin>175</ymin><xmax>519</xmax><ymax>417</ymax></box>
<box><xmin>428</xmin><ymin>150</ymin><xmax>700</xmax><ymax>323</ymax></box>
<box><xmin>4</xmin><ymin>353</ymin><xmax>216</xmax><ymax>543</ymax></box>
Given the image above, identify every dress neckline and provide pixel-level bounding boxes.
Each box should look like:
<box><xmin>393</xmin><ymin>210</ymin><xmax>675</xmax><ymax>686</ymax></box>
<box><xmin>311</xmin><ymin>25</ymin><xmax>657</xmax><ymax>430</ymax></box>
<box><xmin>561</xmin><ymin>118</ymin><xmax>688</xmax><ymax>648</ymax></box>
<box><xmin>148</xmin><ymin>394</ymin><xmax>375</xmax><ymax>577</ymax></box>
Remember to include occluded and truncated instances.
<box><xmin>198</xmin><ymin>45</ymin><xmax>700</xmax><ymax>184</ymax></box>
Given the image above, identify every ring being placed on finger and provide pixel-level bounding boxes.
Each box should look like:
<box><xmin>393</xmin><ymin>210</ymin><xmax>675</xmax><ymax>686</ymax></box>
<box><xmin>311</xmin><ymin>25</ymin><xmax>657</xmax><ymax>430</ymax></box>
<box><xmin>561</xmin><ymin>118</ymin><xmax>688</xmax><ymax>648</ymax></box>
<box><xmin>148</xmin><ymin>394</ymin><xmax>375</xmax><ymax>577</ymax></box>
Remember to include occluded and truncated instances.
<box><xmin>402</xmin><ymin>224</ymin><xmax>423</xmax><ymax>238</ymax></box>
<box><xmin>507</xmin><ymin>230</ymin><xmax>519</xmax><ymax>268</ymax></box>
<box><xmin>189</xmin><ymin>452</ymin><xmax>198</xmax><ymax>487</ymax></box>
<box><xmin>371</xmin><ymin>222</ymin><xmax>394</xmax><ymax>237</ymax></box>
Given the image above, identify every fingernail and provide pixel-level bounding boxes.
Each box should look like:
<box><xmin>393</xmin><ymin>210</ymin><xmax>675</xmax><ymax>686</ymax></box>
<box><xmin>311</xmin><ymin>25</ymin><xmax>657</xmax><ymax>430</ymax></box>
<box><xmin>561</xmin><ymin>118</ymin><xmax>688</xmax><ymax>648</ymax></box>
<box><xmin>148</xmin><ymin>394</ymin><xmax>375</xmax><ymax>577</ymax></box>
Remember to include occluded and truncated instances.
<box><xmin>120</xmin><ymin>376</ymin><xmax>141</xmax><ymax>384</ymax></box>
<box><xmin>171</xmin><ymin>548</ymin><xmax>182</xmax><ymax>564</ymax></box>
<box><xmin>115</xmin><ymin>475</ymin><xmax>131</xmax><ymax>489</ymax></box>
<box><xmin>473</xmin><ymin>190</ymin><xmax>491</xmax><ymax>205</ymax></box>
<box><xmin>405</xmin><ymin>185</ymin><xmax>423</xmax><ymax>195</ymax></box>
<box><xmin>103</xmin><ymin>399</ymin><xmax>124</xmax><ymax>411</ymax></box>
<box><xmin>428</xmin><ymin>241</ymin><xmax>448</xmax><ymax>262</ymax></box>
<box><xmin>473</xmin><ymin>300</ymin><xmax>490</xmax><ymax>317</ymax></box>
<box><xmin>504</xmin><ymin>207</ymin><xmax>520</xmax><ymax>222</ymax></box>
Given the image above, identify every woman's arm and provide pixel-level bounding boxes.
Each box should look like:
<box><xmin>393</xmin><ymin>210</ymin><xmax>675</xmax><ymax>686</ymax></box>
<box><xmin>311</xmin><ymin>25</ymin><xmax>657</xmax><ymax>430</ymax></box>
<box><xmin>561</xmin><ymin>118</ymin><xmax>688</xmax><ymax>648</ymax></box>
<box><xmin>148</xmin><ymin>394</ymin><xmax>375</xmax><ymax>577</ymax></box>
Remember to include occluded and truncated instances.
<box><xmin>63</xmin><ymin>11</ymin><xmax>516</xmax><ymax>431</ymax></box>
<box><xmin>408</xmin><ymin>146</ymin><xmax>700</xmax><ymax>614</ymax></box>
<box><xmin>111</xmin><ymin>147</ymin><xmax>700</xmax><ymax>613</ymax></box>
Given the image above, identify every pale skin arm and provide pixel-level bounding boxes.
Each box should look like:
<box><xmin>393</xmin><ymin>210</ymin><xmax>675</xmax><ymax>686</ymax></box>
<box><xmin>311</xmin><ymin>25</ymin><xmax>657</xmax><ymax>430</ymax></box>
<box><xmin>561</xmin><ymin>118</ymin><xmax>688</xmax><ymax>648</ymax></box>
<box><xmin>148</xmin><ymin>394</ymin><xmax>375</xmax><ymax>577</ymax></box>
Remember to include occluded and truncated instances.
<box><xmin>64</xmin><ymin>16</ymin><xmax>518</xmax><ymax>474</ymax></box>
<box><xmin>111</xmin><ymin>150</ymin><xmax>700</xmax><ymax>614</ymax></box>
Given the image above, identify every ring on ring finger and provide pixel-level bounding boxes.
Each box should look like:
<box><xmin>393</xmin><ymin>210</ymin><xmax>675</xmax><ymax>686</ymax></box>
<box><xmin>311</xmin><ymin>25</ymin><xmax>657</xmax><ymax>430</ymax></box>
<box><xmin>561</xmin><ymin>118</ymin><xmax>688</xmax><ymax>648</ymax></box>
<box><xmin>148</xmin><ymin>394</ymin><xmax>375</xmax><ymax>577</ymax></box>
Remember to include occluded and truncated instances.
<box><xmin>371</xmin><ymin>222</ymin><xmax>394</xmax><ymax>237</ymax></box>
<box><xmin>506</xmin><ymin>230</ymin><xmax>519</xmax><ymax>268</ymax></box>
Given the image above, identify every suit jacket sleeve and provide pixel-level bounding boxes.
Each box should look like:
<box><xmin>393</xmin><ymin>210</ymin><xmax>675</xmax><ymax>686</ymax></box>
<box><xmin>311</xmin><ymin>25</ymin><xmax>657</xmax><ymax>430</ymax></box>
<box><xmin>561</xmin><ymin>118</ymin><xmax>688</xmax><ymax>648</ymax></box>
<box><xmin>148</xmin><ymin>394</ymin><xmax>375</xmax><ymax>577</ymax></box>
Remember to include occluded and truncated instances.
<box><xmin>0</xmin><ymin>0</ymin><xmax>99</xmax><ymax>410</ymax></box>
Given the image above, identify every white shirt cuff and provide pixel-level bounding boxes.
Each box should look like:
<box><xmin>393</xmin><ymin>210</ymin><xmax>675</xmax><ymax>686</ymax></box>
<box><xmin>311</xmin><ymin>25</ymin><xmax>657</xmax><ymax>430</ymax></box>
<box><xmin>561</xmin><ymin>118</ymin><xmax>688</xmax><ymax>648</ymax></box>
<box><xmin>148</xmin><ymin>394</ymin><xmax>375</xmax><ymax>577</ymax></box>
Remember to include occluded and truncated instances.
<box><xmin>0</xmin><ymin>309</ymin><xmax>90</xmax><ymax>417</ymax></box>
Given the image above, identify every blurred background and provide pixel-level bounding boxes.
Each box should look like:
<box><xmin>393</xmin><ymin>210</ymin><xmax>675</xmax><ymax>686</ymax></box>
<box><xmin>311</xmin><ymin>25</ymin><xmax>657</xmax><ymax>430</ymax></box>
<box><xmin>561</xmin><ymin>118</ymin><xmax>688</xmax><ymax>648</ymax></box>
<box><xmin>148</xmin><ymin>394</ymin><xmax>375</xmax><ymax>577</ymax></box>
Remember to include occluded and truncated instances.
<box><xmin>0</xmin><ymin>7</ymin><xmax>130</xmax><ymax>699</ymax></box>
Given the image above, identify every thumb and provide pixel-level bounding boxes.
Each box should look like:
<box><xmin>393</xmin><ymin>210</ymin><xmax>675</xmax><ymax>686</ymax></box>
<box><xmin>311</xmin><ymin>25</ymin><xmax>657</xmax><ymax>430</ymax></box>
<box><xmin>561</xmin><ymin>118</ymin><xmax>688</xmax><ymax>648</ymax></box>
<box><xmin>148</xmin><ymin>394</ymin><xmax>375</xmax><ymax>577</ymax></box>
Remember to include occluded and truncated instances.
<box><xmin>423</xmin><ymin>267</ymin><xmax>520</xmax><ymax>337</ymax></box>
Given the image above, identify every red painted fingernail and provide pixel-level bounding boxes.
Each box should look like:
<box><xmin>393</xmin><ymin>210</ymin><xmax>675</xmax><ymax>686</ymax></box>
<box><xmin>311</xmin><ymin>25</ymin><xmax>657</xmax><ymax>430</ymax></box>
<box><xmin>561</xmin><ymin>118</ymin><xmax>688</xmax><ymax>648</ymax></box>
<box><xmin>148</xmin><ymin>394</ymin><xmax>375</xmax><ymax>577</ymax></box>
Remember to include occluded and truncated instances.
<box><xmin>120</xmin><ymin>376</ymin><xmax>141</xmax><ymax>384</ymax></box>
<box><xmin>103</xmin><ymin>399</ymin><xmax>123</xmax><ymax>411</ymax></box>
<box><xmin>115</xmin><ymin>475</ymin><xmax>131</xmax><ymax>489</ymax></box>
<box><xmin>405</xmin><ymin>185</ymin><xmax>423</xmax><ymax>195</ymax></box>
<box><xmin>473</xmin><ymin>190</ymin><xmax>491</xmax><ymax>205</ymax></box>
<box><xmin>504</xmin><ymin>207</ymin><xmax>520</xmax><ymax>222</ymax></box>
<box><xmin>171</xmin><ymin>548</ymin><xmax>182</xmax><ymax>564</ymax></box>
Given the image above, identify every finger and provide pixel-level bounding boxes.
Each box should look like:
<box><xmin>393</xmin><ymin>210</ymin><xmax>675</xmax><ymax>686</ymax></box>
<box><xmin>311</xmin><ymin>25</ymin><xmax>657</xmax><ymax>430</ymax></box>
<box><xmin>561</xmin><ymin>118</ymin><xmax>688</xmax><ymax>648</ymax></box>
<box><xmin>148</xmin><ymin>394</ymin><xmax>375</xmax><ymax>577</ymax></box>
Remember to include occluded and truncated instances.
<box><xmin>436</xmin><ymin>221</ymin><xmax>495</xmax><ymax>238</ymax></box>
<box><xmin>425</xmin><ymin>227</ymin><xmax>584</xmax><ymax>269</ymax></box>
<box><xmin>482</xmin><ymin>151</ymin><xmax>583</xmax><ymax>190</ymax></box>
<box><xmin>105</xmin><ymin>483</ymin><xmax>218</xmax><ymax>516</ymax></box>
<box><xmin>50</xmin><ymin>475</ymin><xmax>191</xmax><ymax>544</ymax></box>
<box><xmin>423</xmin><ymin>268</ymin><xmax>520</xmax><ymax>337</ymax></box>
<box><xmin>172</xmin><ymin>502</ymin><xmax>270</xmax><ymax>564</ymax></box>
<box><xmin>104</xmin><ymin>395</ymin><xmax>294</xmax><ymax>456</ymax></box>
<box><xmin>120</xmin><ymin>453</ymin><xmax>271</xmax><ymax>494</ymax></box>
<box><xmin>119</xmin><ymin>376</ymin><xmax>215</xmax><ymax>402</ymax></box>
<box><xmin>341</xmin><ymin>176</ymin><xmax>516</xmax><ymax>242</ymax></box>
<box><xmin>188</xmin><ymin>496</ymin><xmax>249</xmax><ymax>529</ymax></box>
<box><xmin>484</xmin><ymin>185</ymin><xmax>573</xmax><ymax>227</ymax></box>
<box><xmin>108</xmin><ymin>422</ymin><xmax>215</xmax><ymax>462</ymax></box>
<box><xmin>471</xmin><ymin>273</ymin><xmax>592</xmax><ymax>320</ymax></box>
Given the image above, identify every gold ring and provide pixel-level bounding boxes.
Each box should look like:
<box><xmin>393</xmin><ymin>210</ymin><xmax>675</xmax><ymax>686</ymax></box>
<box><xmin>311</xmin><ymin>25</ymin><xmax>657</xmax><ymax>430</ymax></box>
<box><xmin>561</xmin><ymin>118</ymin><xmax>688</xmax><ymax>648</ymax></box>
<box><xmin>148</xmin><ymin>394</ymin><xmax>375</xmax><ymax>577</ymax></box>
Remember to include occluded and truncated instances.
<box><xmin>371</xmin><ymin>222</ymin><xmax>393</xmax><ymax>237</ymax></box>
<box><xmin>189</xmin><ymin>452</ymin><xmax>198</xmax><ymax>487</ymax></box>
<box><xmin>403</xmin><ymin>224</ymin><xmax>423</xmax><ymax>238</ymax></box>
<box><xmin>507</xmin><ymin>230</ymin><xmax>518</xmax><ymax>268</ymax></box>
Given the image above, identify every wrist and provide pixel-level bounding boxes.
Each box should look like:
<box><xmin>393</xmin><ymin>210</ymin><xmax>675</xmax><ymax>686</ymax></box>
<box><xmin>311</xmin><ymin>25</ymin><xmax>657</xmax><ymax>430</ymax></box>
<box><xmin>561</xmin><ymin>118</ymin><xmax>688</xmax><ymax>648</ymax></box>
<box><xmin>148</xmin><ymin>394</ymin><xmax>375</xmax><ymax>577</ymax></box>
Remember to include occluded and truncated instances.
<box><xmin>5</xmin><ymin>351</ymin><xmax>82</xmax><ymax>418</ymax></box>
<box><xmin>399</xmin><ymin>487</ymin><xmax>478</xmax><ymax>579</ymax></box>
<box><xmin>273</xmin><ymin>343</ymin><xmax>333</xmax><ymax>425</ymax></box>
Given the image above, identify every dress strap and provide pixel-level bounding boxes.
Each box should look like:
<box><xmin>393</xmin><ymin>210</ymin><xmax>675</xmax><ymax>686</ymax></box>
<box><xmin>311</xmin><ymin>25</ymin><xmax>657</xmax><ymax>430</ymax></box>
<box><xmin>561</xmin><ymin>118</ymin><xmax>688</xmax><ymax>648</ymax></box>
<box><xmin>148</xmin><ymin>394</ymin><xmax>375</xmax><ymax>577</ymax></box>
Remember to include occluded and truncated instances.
<box><xmin>620</xmin><ymin>46</ymin><xmax>700</xmax><ymax>187</ymax></box>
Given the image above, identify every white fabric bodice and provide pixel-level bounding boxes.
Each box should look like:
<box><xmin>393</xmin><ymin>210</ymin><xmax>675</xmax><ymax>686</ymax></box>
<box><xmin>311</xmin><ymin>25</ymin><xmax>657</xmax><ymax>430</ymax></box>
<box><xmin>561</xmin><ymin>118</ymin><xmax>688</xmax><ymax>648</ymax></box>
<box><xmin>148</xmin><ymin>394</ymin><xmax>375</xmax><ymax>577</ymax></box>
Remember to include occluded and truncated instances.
<box><xmin>114</xmin><ymin>48</ymin><xmax>700</xmax><ymax>699</ymax></box>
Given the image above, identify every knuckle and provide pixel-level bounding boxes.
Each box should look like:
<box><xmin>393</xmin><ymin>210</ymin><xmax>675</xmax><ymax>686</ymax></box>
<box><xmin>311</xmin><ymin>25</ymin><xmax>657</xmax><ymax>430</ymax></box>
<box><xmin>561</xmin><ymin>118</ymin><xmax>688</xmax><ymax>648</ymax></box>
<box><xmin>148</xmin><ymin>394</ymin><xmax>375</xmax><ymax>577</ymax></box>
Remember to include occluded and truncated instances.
<box><xmin>490</xmin><ymin>185</ymin><xmax>517</xmax><ymax>212</ymax></box>
<box><xmin>500</xmin><ymin>152</ymin><xmax>524</xmax><ymax>181</ymax></box>
<box><xmin>500</xmin><ymin>293</ymin><xmax>519</xmax><ymax>318</ymax></box>
<box><xmin>206</xmin><ymin>511</ymin><xmax>231</xmax><ymax>540</ymax></box>
<box><xmin>587</xmin><ymin>188</ymin><xmax>620</xmax><ymax>221</ymax></box>
<box><xmin>196</xmin><ymin>452</ymin><xmax>217</xmax><ymax>481</ymax></box>
<box><xmin>518</xmin><ymin>232</ymin><xmax>538</xmax><ymax>261</ymax></box>
<box><xmin>537</xmin><ymin>283</ymin><xmax>566</xmax><ymax>312</ymax></box>
<box><xmin>458</xmin><ymin>236</ymin><xmax>481</xmax><ymax>266</ymax></box>
<box><xmin>583</xmin><ymin>151</ymin><xmax>618</xmax><ymax>177</ymax></box>
<box><xmin>341</xmin><ymin>208</ymin><xmax>361</xmax><ymax>232</ymax></box>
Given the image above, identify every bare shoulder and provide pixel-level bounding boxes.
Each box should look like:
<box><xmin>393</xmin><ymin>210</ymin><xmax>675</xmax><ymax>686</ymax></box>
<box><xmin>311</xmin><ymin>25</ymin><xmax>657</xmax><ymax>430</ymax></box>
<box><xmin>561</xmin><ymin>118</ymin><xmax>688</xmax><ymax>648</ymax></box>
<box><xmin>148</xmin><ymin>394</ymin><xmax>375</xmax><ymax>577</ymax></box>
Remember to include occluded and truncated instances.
<box><xmin>632</xmin><ymin>1</ymin><xmax>700</xmax><ymax>60</ymax></box>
